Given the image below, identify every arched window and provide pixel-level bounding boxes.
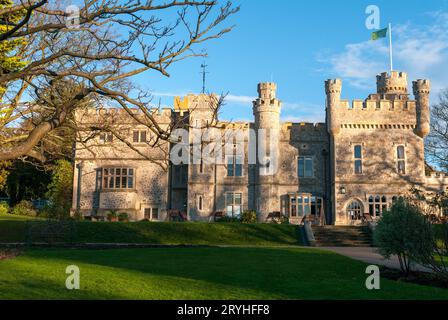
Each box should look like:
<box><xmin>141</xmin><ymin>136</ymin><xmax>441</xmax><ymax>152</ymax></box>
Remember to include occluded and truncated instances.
<box><xmin>347</xmin><ymin>200</ymin><xmax>363</xmax><ymax>221</ymax></box>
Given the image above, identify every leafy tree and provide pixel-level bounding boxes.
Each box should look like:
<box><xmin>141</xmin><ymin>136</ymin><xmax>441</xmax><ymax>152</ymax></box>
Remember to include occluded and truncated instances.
<box><xmin>4</xmin><ymin>160</ymin><xmax>50</xmax><ymax>204</ymax></box>
<box><xmin>45</xmin><ymin>159</ymin><xmax>73</xmax><ymax>220</ymax></box>
<box><xmin>0</xmin><ymin>160</ymin><xmax>10</xmax><ymax>191</ymax></box>
<box><xmin>0</xmin><ymin>0</ymin><xmax>27</xmax><ymax>94</ymax></box>
<box><xmin>374</xmin><ymin>199</ymin><xmax>434</xmax><ymax>275</ymax></box>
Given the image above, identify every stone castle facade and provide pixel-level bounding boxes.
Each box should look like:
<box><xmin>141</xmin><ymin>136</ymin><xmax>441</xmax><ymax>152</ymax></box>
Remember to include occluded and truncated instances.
<box><xmin>71</xmin><ymin>71</ymin><xmax>448</xmax><ymax>225</ymax></box>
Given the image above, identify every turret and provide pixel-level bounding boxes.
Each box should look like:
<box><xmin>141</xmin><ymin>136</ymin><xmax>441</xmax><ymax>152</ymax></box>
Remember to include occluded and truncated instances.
<box><xmin>376</xmin><ymin>71</ymin><xmax>408</xmax><ymax>95</ymax></box>
<box><xmin>253</xmin><ymin>82</ymin><xmax>281</xmax><ymax>130</ymax></box>
<box><xmin>413</xmin><ymin>79</ymin><xmax>431</xmax><ymax>138</ymax></box>
<box><xmin>325</xmin><ymin>79</ymin><xmax>342</xmax><ymax>136</ymax></box>
<box><xmin>253</xmin><ymin>82</ymin><xmax>282</xmax><ymax>222</ymax></box>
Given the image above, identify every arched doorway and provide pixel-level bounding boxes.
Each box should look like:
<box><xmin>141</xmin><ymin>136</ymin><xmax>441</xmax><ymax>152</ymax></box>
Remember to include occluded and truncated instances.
<box><xmin>346</xmin><ymin>200</ymin><xmax>363</xmax><ymax>223</ymax></box>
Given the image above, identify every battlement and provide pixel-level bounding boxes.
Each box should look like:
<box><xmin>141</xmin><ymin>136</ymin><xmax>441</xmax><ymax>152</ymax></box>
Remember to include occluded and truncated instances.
<box><xmin>325</xmin><ymin>79</ymin><xmax>342</xmax><ymax>94</ymax></box>
<box><xmin>283</xmin><ymin>122</ymin><xmax>327</xmax><ymax>132</ymax></box>
<box><xmin>376</xmin><ymin>71</ymin><xmax>408</xmax><ymax>94</ymax></box>
<box><xmin>257</xmin><ymin>82</ymin><xmax>277</xmax><ymax>99</ymax></box>
<box><xmin>75</xmin><ymin>107</ymin><xmax>172</xmax><ymax>124</ymax></box>
<box><xmin>331</xmin><ymin>98</ymin><xmax>417</xmax><ymax>126</ymax></box>
<box><xmin>337</xmin><ymin>99</ymin><xmax>416</xmax><ymax>111</ymax></box>
<box><xmin>413</xmin><ymin>79</ymin><xmax>431</xmax><ymax>94</ymax></box>
<box><xmin>174</xmin><ymin>93</ymin><xmax>218</xmax><ymax>112</ymax></box>
<box><xmin>425</xmin><ymin>173</ymin><xmax>448</xmax><ymax>187</ymax></box>
<box><xmin>253</xmin><ymin>82</ymin><xmax>282</xmax><ymax>112</ymax></box>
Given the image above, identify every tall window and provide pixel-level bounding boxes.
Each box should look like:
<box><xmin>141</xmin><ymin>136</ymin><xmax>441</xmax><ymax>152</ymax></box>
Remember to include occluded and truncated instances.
<box><xmin>369</xmin><ymin>195</ymin><xmax>387</xmax><ymax>217</ymax></box>
<box><xmin>354</xmin><ymin>145</ymin><xmax>363</xmax><ymax>174</ymax></box>
<box><xmin>197</xmin><ymin>195</ymin><xmax>204</xmax><ymax>211</ymax></box>
<box><xmin>99</xmin><ymin>132</ymin><xmax>113</xmax><ymax>144</ymax></box>
<box><xmin>226</xmin><ymin>193</ymin><xmax>242</xmax><ymax>217</ymax></box>
<box><xmin>103</xmin><ymin>168</ymin><xmax>134</xmax><ymax>190</ymax></box>
<box><xmin>133</xmin><ymin>130</ymin><xmax>147</xmax><ymax>143</ymax></box>
<box><xmin>227</xmin><ymin>155</ymin><xmax>243</xmax><ymax>177</ymax></box>
<box><xmin>298</xmin><ymin>157</ymin><xmax>313</xmax><ymax>178</ymax></box>
<box><xmin>397</xmin><ymin>145</ymin><xmax>406</xmax><ymax>174</ymax></box>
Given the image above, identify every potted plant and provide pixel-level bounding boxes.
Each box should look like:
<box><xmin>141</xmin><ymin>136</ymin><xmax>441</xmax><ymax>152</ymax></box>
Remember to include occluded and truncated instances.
<box><xmin>118</xmin><ymin>212</ymin><xmax>129</xmax><ymax>222</ymax></box>
<box><xmin>107</xmin><ymin>210</ymin><xmax>118</xmax><ymax>222</ymax></box>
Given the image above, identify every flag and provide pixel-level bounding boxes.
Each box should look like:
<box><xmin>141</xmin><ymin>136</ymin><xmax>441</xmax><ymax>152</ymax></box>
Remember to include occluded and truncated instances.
<box><xmin>371</xmin><ymin>27</ymin><xmax>388</xmax><ymax>41</ymax></box>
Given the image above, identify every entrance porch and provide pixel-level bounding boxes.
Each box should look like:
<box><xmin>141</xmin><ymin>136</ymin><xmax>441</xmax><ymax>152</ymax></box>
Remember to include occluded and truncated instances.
<box><xmin>286</xmin><ymin>193</ymin><xmax>326</xmax><ymax>225</ymax></box>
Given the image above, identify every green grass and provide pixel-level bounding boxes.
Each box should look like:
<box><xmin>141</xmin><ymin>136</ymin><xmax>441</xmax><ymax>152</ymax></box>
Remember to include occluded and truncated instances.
<box><xmin>0</xmin><ymin>247</ymin><xmax>447</xmax><ymax>300</ymax></box>
<box><xmin>0</xmin><ymin>213</ymin><xmax>41</xmax><ymax>221</ymax></box>
<box><xmin>0</xmin><ymin>213</ymin><xmax>302</xmax><ymax>246</ymax></box>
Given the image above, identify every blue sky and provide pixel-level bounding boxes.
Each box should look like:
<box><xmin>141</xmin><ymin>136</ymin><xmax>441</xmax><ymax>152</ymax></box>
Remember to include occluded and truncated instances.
<box><xmin>136</xmin><ymin>0</ymin><xmax>448</xmax><ymax>123</ymax></box>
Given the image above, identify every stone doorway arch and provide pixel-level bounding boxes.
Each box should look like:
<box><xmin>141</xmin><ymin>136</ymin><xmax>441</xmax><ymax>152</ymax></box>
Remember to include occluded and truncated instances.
<box><xmin>345</xmin><ymin>199</ymin><xmax>364</xmax><ymax>224</ymax></box>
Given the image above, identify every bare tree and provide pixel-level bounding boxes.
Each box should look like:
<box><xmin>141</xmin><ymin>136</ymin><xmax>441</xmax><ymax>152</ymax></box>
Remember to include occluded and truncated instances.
<box><xmin>426</xmin><ymin>89</ymin><xmax>448</xmax><ymax>171</ymax></box>
<box><xmin>0</xmin><ymin>0</ymin><xmax>239</xmax><ymax>162</ymax></box>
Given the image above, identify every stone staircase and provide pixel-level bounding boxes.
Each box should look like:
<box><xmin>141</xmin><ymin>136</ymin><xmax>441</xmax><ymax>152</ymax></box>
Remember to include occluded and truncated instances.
<box><xmin>311</xmin><ymin>226</ymin><xmax>374</xmax><ymax>247</ymax></box>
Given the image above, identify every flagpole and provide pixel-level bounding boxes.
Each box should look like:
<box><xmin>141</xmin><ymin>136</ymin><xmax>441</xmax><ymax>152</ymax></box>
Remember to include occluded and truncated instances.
<box><xmin>389</xmin><ymin>23</ymin><xmax>393</xmax><ymax>72</ymax></box>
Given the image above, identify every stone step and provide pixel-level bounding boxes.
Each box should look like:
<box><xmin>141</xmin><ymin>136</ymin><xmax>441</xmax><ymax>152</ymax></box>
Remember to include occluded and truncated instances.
<box><xmin>311</xmin><ymin>226</ymin><xmax>374</xmax><ymax>247</ymax></box>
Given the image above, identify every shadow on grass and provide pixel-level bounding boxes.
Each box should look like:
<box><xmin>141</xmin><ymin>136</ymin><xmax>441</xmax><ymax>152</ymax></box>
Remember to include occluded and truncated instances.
<box><xmin>19</xmin><ymin>247</ymin><xmax>448</xmax><ymax>300</ymax></box>
<box><xmin>72</xmin><ymin>222</ymin><xmax>302</xmax><ymax>246</ymax></box>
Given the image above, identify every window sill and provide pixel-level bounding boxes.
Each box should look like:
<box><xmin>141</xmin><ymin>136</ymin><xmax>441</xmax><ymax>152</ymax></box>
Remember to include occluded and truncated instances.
<box><xmin>100</xmin><ymin>189</ymin><xmax>137</xmax><ymax>193</ymax></box>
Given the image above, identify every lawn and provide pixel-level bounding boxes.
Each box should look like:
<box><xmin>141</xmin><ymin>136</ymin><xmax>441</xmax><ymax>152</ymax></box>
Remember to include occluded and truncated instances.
<box><xmin>0</xmin><ymin>246</ymin><xmax>447</xmax><ymax>300</ymax></box>
<box><xmin>0</xmin><ymin>213</ymin><xmax>303</xmax><ymax>246</ymax></box>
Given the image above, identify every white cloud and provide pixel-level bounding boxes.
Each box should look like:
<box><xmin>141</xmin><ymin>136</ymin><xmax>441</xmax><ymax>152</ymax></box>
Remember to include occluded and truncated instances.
<box><xmin>321</xmin><ymin>11</ymin><xmax>448</xmax><ymax>97</ymax></box>
<box><xmin>225</xmin><ymin>94</ymin><xmax>255</xmax><ymax>104</ymax></box>
<box><xmin>322</xmin><ymin>41</ymin><xmax>388</xmax><ymax>89</ymax></box>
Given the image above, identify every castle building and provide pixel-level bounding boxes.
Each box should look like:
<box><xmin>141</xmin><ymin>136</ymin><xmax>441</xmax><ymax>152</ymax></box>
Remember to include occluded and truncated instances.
<box><xmin>71</xmin><ymin>71</ymin><xmax>448</xmax><ymax>225</ymax></box>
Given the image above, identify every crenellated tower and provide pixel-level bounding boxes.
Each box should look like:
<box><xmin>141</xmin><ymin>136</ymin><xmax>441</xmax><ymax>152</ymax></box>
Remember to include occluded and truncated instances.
<box><xmin>376</xmin><ymin>71</ymin><xmax>408</xmax><ymax>97</ymax></box>
<box><xmin>325</xmin><ymin>79</ymin><xmax>342</xmax><ymax>136</ymax></box>
<box><xmin>413</xmin><ymin>79</ymin><xmax>431</xmax><ymax>138</ymax></box>
<box><xmin>326</xmin><ymin>70</ymin><xmax>432</xmax><ymax>225</ymax></box>
<box><xmin>253</xmin><ymin>82</ymin><xmax>282</xmax><ymax>221</ymax></box>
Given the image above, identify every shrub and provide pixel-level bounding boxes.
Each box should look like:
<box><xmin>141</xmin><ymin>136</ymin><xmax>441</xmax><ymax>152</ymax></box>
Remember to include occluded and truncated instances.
<box><xmin>107</xmin><ymin>210</ymin><xmax>118</xmax><ymax>222</ymax></box>
<box><xmin>241</xmin><ymin>211</ymin><xmax>257</xmax><ymax>223</ymax></box>
<box><xmin>0</xmin><ymin>202</ymin><xmax>9</xmax><ymax>215</ymax></box>
<box><xmin>374</xmin><ymin>199</ymin><xmax>434</xmax><ymax>275</ymax></box>
<box><xmin>280</xmin><ymin>214</ymin><xmax>290</xmax><ymax>224</ymax></box>
<box><xmin>216</xmin><ymin>216</ymin><xmax>240</xmax><ymax>223</ymax></box>
<box><xmin>45</xmin><ymin>160</ymin><xmax>73</xmax><ymax>220</ymax></box>
<box><xmin>11</xmin><ymin>200</ymin><xmax>37</xmax><ymax>217</ymax></box>
<box><xmin>37</xmin><ymin>208</ymin><xmax>49</xmax><ymax>219</ymax></box>
<box><xmin>73</xmin><ymin>210</ymin><xmax>84</xmax><ymax>221</ymax></box>
<box><xmin>118</xmin><ymin>213</ymin><xmax>129</xmax><ymax>222</ymax></box>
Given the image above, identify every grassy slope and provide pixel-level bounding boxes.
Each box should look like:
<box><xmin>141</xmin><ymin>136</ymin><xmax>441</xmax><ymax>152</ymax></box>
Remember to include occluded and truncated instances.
<box><xmin>0</xmin><ymin>247</ymin><xmax>447</xmax><ymax>300</ymax></box>
<box><xmin>0</xmin><ymin>214</ymin><xmax>302</xmax><ymax>246</ymax></box>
